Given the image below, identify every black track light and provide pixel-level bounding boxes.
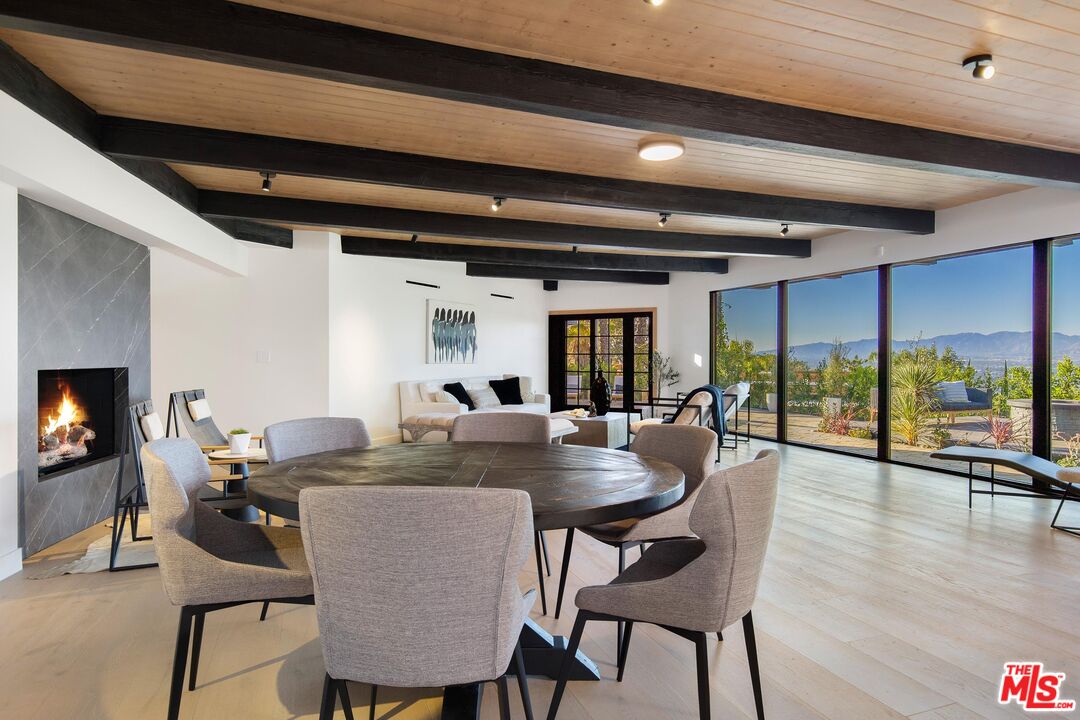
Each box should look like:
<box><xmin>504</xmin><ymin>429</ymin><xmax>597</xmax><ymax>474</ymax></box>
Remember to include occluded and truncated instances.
<box><xmin>658</xmin><ymin>212</ymin><xmax>671</xmax><ymax>227</ymax></box>
<box><xmin>780</xmin><ymin>224</ymin><xmax>790</xmax><ymax>236</ymax></box>
<box><xmin>962</xmin><ymin>54</ymin><xmax>995</xmax><ymax>80</ymax></box>
<box><xmin>491</xmin><ymin>196</ymin><xmax>505</xmax><ymax>212</ymax></box>
<box><xmin>260</xmin><ymin>171</ymin><xmax>276</xmax><ymax>192</ymax></box>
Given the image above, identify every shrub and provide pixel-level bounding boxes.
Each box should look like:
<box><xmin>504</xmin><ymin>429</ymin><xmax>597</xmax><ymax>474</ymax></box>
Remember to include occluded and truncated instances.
<box><xmin>891</xmin><ymin>353</ymin><xmax>941</xmax><ymax>446</ymax></box>
<box><xmin>848</xmin><ymin>427</ymin><xmax>873</xmax><ymax>440</ymax></box>
<box><xmin>1055</xmin><ymin>432</ymin><xmax>1080</xmax><ymax>467</ymax></box>
<box><xmin>817</xmin><ymin>402</ymin><xmax>859</xmax><ymax>436</ymax></box>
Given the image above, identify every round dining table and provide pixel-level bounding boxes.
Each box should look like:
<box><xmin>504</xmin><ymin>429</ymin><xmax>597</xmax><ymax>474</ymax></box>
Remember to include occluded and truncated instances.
<box><xmin>248</xmin><ymin>441</ymin><xmax>685</xmax><ymax>719</ymax></box>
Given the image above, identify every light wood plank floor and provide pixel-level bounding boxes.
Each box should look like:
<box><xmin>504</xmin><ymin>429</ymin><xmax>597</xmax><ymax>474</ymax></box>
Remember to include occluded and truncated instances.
<box><xmin>3</xmin><ymin>440</ymin><xmax>1078</xmax><ymax>720</ymax></box>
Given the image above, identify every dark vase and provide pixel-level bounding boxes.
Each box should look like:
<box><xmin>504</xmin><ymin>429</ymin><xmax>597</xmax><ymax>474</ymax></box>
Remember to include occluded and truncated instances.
<box><xmin>591</xmin><ymin>372</ymin><xmax>611</xmax><ymax>416</ymax></box>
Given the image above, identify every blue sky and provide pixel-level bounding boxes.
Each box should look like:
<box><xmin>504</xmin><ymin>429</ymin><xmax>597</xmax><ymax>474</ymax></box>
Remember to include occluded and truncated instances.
<box><xmin>719</xmin><ymin>242</ymin><xmax>1080</xmax><ymax>351</ymax></box>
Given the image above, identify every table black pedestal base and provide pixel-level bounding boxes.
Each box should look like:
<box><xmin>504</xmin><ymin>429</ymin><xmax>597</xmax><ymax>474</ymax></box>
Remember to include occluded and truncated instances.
<box><xmin>439</xmin><ymin>618</ymin><xmax>600</xmax><ymax>719</ymax></box>
<box><xmin>220</xmin><ymin>463</ymin><xmax>261</xmax><ymax>522</ymax></box>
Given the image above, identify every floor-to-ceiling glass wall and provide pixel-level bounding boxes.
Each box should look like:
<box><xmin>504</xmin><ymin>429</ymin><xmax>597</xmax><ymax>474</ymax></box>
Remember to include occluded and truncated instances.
<box><xmin>786</xmin><ymin>271</ymin><xmax>878</xmax><ymax>456</ymax></box>
<box><xmin>1051</xmin><ymin>236</ymin><xmax>1080</xmax><ymax>465</ymax></box>
<box><xmin>891</xmin><ymin>246</ymin><xmax>1033</xmax><ymax>477</ymax></box>
<box><xmin>712</xmin><ymin>285</ymin><xmax>777</xmax><ymax>438</ymax></box>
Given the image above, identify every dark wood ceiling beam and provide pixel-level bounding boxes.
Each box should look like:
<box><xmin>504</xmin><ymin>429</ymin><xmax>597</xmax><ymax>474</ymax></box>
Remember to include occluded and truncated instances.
<box><xmin>0</xmin><ymin>37</ymin><xmax>286</xmax><ymax>248</ymax></box>
<box><xmin>467</xmin><ymin>263</ymin><xmax>669</xmax><ymax>285</ymax></box>
<box><xmin>98</xmin><ymin>117</ymin><xmax>934</xmax><ymax>234</ymax></box>
<box><xmin>341</xmin><ymin>236</ymin><xmax>728</xmax><ymax>273</ymax></box>
<box><xmin>199</xmin><ymin>191</ymin><xmax>810</xmax><ymax>257</ymax></box>
<box><xmin>0</xmin><ymin>1</ymin><xmax>1076</xmax><ymax>187</ymax></box>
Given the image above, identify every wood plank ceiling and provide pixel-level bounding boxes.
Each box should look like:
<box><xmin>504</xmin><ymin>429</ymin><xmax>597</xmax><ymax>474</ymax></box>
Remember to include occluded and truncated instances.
<box><xmin>0</xmin><ymin>0</ymin><xmax>1074</xmax><ymax>272</ymax></box>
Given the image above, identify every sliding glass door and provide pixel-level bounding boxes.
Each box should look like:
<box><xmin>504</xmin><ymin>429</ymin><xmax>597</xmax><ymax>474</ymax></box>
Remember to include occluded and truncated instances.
<box><xmin>711</xmin><ymin>286</ymin><xmax>778</xmax><ymax>438</ymax></box>
<box><xmin>786</xmin><ymin>271</ymin><xmax>878</xmax><ymax>457</ymax></box>
<box><xmin>549</xmin><ymin>312</ymin><xmax>653</xmax><ymax>412</ymax></box>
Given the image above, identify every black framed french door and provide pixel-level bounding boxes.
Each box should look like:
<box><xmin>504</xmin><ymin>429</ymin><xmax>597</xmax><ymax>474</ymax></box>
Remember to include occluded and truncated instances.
<box><xmin>548</xmin><ymin>311</ymin><xmax>654</xmax><ymax>412</ymax></box>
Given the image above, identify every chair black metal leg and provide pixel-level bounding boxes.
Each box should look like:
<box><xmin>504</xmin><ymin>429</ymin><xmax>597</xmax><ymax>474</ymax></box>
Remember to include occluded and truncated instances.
<box><xmin>319</xmin><ymin>673</ymin><xmax>337</xmax><ymax>720</ymax></box>
<box><xmin>554</xmin><ymin>528</ymin><xmax>575</xmax><ymax>619</ymax></box>
<box><xmin>188</xmin><ymin>612</ymin><xmax>205</xmax><ymax>691</ymax></box>
<box><xmin>546</xmin><ymin>612</ymin><xmax>588</xmax><ymax>720</ymax></box>
<box><xmin>617</xmin><ymin>621</ymin><xmax>634</xmax><ymax>682</ymax></box>
<box><xmin>533</xmin><ymin>534</ymin><xmax>548</xmax><ymax>615</ymax></box>
<box><xmin>339</xmin><ymin>681</ymin><xmax>355</xmax><ymax>720</ymax></box>
<box><xmin>1051</xmin><ymin>483</ymin><xmax>1080</xmax><ymax>535</ymax></box>
<box><xmin>742</xmin><ymin>612</ymin><xmax>765</xmax><ymax>720</ymax></box>
<box><xmin>495</xmin><ymin>675</ymin><xmax>512</xmax><ymax>720</ymax></box>
<box><xmin>540</xmin><ymin>530</ymin><xmax>551</xmax><ymax>576</ymax></box>
<box><xmin>168</xmin><ymin>608</ymin><xmax>193</xmax><ymax>720</ymax></box>
<box><xmin>694</xmin><ymin>632</ymin><xmax>711</xmax><ymax>720</ymax></box>
<box><xmin>616</xmin><ymin>545</ymin><xmax>626</xmax><ymax>665</ymax></box>
<box><xmin>512</xmin><ymin>640</ymin><xmax>535</xmax><ymax>720</ymax></box>
<box><xmin>259</xmin><ymin>601</ymin><xmax>270</xmax><ymax>622</ymax></box>
<box><xmin>968</xmin><ymin>462</ymin><xmax>973</xmax><ymax>509</ymax></box>
<box><xmin>369</xmin><ymin>684</ymin><xmax>378</xmax><ymax>720</ymax></box>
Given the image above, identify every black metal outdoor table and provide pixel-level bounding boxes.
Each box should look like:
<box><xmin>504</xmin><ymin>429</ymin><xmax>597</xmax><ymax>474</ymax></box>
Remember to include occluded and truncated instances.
<box><xmin>248</xmin><ymin>441</ymin><xmax>685</xmax><ymax>719</ymax></box>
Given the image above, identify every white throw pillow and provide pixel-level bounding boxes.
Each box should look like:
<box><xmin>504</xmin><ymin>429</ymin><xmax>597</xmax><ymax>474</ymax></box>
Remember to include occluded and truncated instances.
<box><xmin>434</xmin><ymin>390</ymin><xmax>458</xmax><ymax>404</ymax></box>
<box><xmin>187</xmin><ymin>398</ymin><xmax>212</xmax><ymax>421</ymax></box>
<box><xmin>467</xmin><ymin>385</ymin><xmax>501</xmax><ymax>409</ymax></box>
<box><xmin>139</xmin><ymin>411</ymin><xmax>165</xmax><ymax>441</ymax></box>
<box><xmin>936</xmin><ymin>381</ymin><xmax>968</xmax><ymax>403</ymax></box>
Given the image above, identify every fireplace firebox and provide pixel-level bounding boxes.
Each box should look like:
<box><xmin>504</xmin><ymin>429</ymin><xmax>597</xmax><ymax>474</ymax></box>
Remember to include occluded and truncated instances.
<box><xmin>37</xmin><ymin>368</ymin><xmax>127</xmax><ymax>478</ymax></box>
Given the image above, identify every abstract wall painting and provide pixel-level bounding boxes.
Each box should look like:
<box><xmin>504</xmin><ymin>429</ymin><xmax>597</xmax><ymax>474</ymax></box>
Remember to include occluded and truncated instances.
<box><xmin>427</xmin><ymin>300</ymin><xmax>478</xmax><ymax>364</ymax></box>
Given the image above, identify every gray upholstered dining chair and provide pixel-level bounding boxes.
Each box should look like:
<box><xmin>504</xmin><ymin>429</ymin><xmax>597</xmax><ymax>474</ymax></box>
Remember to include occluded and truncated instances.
<box><xmin>552</xmin><ymin>424</ymin><xmax>718</xmax><ymax>622</ymax></box>
<box><xmin>451</xmin><ymin>411</ymin><xmax>552</xmax><ymax>443</ymax></box>
<box><xmin>141</xmin><ymin>438</ymin><xmax>315</xmax><ymax>720</ymax></box>
<box><xmin>452</xmin><ymin>410</ymin><xmax>555</xmax><ymax>614</ymax></box>
<box><xmin>264</xmin><ymin>416</ymin><xmax>372</xmax><ymax>463</ymax></box>
<box><xmin>546</xmin><ymin>449</ymin><xmax>780</xmax><ymax>720</ymax></box>
<box><xmin>300</xmin><ymin>485</ymin><xmax>536</xmax><ymax>720</ymax></box>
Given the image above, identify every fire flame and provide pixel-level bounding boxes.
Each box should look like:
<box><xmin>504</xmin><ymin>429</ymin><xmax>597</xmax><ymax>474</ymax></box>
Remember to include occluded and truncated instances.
<box><xmin>42</xmin><ymin>392</ymin><xmax>81</xmax><ymax>436</ymax></box>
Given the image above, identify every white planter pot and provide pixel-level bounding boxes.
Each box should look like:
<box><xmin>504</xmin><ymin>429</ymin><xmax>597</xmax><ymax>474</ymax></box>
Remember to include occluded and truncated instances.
<box><xmin>228</xmin><ymin>433</ymin><xmax>252</xmax><ymax>455</ymax></box>
<box><xmin>766</xmin><ymin>393</ymin><xmax>778</xmax><ymax>413</ymax></box>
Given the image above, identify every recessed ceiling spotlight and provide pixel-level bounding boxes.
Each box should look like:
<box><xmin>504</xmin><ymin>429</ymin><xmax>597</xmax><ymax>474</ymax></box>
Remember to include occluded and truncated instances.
<box><xmin>638</xmin><ymin>135</ymin><xmax>685</xmax><ymax>161</ymax></box>
<box><xmin>259</xmin><ymin>171</ymin><xmax>276</xmax><ymax>192</ymax></box>
<box><xmin>658</xmin><ymin>212</ymin><xmax>671</xmax><ymax>227</ymax></box>
<box><xmin>780</xmin><ymin>223</ymin><xmax>790</xmax><ymax>236</ymax></box>
<box><xmin>491</xmin><ymin>196</ymin><xmax>505</xmax><ymax>212</ymax></box>
<box><xmin>962</xmin><ymin>54</ymin><xmax>995</xmax><ymax>80</ymax></box>
<box><xmin>644</xmin><ymin>0</ymin><xmax>665</xmax><ymax>5</ymax></box>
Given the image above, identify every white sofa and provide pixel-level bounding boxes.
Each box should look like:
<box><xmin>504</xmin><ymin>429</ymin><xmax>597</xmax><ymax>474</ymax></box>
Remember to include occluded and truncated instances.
<box><xmin>398</xmin><ymin>375</ymin><xmax>550</xmax><ymax>442</ymax></box>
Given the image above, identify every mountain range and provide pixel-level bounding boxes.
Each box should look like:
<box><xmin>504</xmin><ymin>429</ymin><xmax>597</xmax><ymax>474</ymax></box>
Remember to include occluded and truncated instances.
<box><xmin>786</xmin><ymin>331</ymin><xmax>1080</xmax><ymax>367</ymax></box>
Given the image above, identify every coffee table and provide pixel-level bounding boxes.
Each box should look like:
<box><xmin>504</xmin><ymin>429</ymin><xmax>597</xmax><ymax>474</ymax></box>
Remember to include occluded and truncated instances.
<box><xmin>552</xmin><ymin>411</ymin><xmax>630</xmax><ymax>449</ymax></box>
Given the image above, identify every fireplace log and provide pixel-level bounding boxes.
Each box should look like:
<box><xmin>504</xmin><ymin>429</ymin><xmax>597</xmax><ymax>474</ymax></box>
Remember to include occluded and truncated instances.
<box><xmin>42</xmin><ymin>433</ymin><xmax>59</xmax><ymax>450</ymax></box>
<box><xmin>67</xmin><ymin>425</ymin><xmax>95</xmax><ymax>445</ymax></box>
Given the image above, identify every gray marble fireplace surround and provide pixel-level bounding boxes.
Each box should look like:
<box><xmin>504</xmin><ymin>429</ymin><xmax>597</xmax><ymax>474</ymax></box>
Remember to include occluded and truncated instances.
<box><xmin>18</xmin><ymin>197</ymin><xmax>150</xmax><ymax>557</ymax></box>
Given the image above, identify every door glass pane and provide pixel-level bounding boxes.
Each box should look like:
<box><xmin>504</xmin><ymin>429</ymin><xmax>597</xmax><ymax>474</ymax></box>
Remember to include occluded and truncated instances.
<box><xmin>891</xmin><ymin>247</ymin><xmax>1032</xmax><ymax>479</ymax></box>
<box><xmin>713</xmin><ymin>286</ymin><xmax>777</xmax><ymax>438</ymax></box>
<box><xmin>786</xmin><ymin>271</ymin><xmax>878</xmax><ymax>457</ymax></box>
<box><xmin>565</xmin><ymin>319</ymin><xmax>591</xmax><ymax>407</ymax></box>
<box><xmin>1052</xmin><ymin>237</ymin><xmax>1080</xmax><ymax>466</ymax></box>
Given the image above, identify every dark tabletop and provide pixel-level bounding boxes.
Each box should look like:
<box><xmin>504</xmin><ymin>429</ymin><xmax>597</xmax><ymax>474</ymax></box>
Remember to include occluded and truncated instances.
<box><xmin>248</xmin><ymin>442</ymin><xmax>685</xmax><ymax>530</ymax></box>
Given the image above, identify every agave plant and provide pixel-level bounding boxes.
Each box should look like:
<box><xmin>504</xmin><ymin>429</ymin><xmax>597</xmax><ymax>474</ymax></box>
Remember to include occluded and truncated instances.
<box><xmin>891</xmin><ymin>355</ymin><xmax>941</xmax><ymax>447</ymax></box>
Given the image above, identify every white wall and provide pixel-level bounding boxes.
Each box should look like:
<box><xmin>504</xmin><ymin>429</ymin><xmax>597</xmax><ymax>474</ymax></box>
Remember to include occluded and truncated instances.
<box><xmin>0</xmin><ymin>181</ymin><xmax>20</xmax><ymax>579</ymax></box>
<box><xmin>544</xmin><ymin>280</ymin><xmax>672</xmax><ymax>355</ymax></box>
<box><xmin>329</xmin><ymin>245</ymin><xmax>549</xmax><ymax>442</ymax></box>
<box><xmin>667</xmin><ymin>187</ymin><xmax>1080</xmax><ymax>390</ymax></box>
<box><xmin>151</xmin><ymin>231</ymin><xmax>332</xmax><ymax>435</ymax></box>
<box><xmin>0</xmin><ymin>91</ymin><xmax>247</xmax><ymax>276</ymax></box>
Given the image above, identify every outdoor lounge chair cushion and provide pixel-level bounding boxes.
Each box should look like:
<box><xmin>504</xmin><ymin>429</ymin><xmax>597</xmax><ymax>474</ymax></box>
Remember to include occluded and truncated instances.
<box><xmin>936</xmin><ymin>381</ymin><xmax>968</xmax><ymax>403</ymax></box>
<box><xmin>139</xmin><ymin>411</ymin><xmax>166</xmax><ymax>442</ymax></box>
<box><xmin>187</xmin><ymin>398</ymin><xmax>213</xmax><ymax>421</ymax></box>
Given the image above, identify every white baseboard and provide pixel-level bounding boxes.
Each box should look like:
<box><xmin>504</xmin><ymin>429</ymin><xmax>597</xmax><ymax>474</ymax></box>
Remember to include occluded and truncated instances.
<box><xmin>373</xmin><ymin>433</ymin><xmax>403</xmax><ymax>446</ymax></box>
<box><xmin>0</xmin><ymin>546</ymin><xmax>22</xmax><ymax>581</ymax></box>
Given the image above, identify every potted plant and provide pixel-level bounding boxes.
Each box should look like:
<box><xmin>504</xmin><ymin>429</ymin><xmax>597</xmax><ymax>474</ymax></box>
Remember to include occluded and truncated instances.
<box><xmin>650</xmin><ymin>351</ymin><xmax>681</xmax><ymax>395</ymax></box>
<box><xmin>228</xmin><ymin>427</ymin><xmax>252</xmax><ymax>455</ymax></box>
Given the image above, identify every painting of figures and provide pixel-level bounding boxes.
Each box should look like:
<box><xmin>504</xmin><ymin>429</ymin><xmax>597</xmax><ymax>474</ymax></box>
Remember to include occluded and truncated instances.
<box><xmin>427</xmin><ymin>300</ymin><xmax>478</xmax><ymax>364</ymax></box>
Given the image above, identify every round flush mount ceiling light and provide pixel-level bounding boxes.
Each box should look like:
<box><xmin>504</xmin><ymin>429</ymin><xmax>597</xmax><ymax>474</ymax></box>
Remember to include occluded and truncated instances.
<box><xmin>644</xmin><ymin>0</ymin><xmax>665</xmax><ymax>6</ymax></box>
<box><xmin>962</xmin><ymin>54</ymin><xmax>995</xmax><ymax>80</ymax></box>
<box><xmin>637</xmin><ymin>136</ymin><xmax>685</xmax><ymax>161</ymax></box>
